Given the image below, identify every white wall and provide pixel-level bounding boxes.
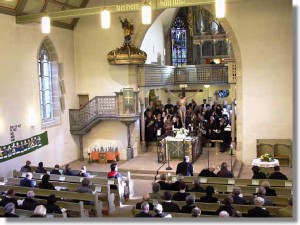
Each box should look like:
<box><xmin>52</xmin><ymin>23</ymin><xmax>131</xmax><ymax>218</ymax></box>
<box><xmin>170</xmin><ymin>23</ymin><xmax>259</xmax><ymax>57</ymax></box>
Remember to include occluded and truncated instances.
<box><xmin>0</xmin><ymin>14</ymin><xmax>78</xmax><ymax>177</ymax></box>
<box><xmin>226</xmin><ymin>0</ymin><xmax>292</xmax><ymax>164</ymax></box>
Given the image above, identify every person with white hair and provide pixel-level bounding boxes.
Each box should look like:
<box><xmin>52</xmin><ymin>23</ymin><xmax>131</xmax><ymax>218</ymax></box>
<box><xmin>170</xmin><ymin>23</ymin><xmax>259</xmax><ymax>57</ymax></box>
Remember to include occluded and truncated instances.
<box><xmin>249</xmin><ymin>186</ymin><xmax>273</xmax><ymax>206</ymax></box>
<box><xmin>134</xmin><ymin>201</ymin><xmax>153</xmax><ymax>217</ymax></box>
<box><xmin>219</xmin><ymin>211</ymin><xmax>230</xmax><ymax>218</ymax></box>
<box><xmin>2</xmin><ymin>202</ymin><xmax>19</xmax><ymax>217</ymax></box>
<box><xmin>153</xmin><ymin>204</ymin><xmax>172</xmax><ymax>218</ymax></box>
<box><xmin>30</xmin><ymin>205</ymin><xmax>47</xmax><ymax>217</ymax></box>
<box><xmin>176</xmin><ymin>156</ymin><xmax>194</xmax><ymax>176</ymax></box>
<box><xmin>247</xmin><ymin>197</ymin><xmax>270</xmax><ymax>217</ymax></box>
<box><xmin>22</xmin><ymin>190</ymin><xmax>38</xmax><ymax>211</ymax></box>
<box><xmin>170</xmin><ymin>174</ymin><xmax>189</xmax><ymax>191</ymax></box>
<box><xmin>20</xmin><ymin>172</ymin><xmax>36</xmax><ymax>187</ymax></box>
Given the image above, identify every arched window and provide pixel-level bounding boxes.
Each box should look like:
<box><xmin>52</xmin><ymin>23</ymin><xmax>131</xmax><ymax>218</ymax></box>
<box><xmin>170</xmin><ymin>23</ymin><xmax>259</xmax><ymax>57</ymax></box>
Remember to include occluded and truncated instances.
<box><xmin>37</xmin><ymin>38</ymin><xmax>61</xmax><ymax>128</ymax></box>
<box><xmin>171</xmin><ymin>17</ymin><xmax>187</xmax><ymax>66</ymax></box>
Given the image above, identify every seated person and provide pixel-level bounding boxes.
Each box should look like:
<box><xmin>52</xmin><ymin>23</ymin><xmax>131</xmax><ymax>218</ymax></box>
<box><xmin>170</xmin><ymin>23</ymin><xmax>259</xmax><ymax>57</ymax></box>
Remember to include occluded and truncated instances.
<box><xmin>35</xmin><ymin>161</ymin><xmax>47</xmax><ymax>174</ymax></box>
<box><xmin>251</xmin><ymin>166</ymin><xmax>267</xmax><ymax>179</ymax></box>
<box><xmin>198</xmin><ymin>186</ymin><xmax>218</xmax><ymax>203</ymax></box>
<box><xmin>136</xmin><ymin>194</ymin><xmax>154</xmax><ymax>211</ymax></box>
<box><xmin>134</xmin><ymin>201</ymin><xmax>153</xmax><ymax>217</ymax></box>
<box><xmin>63</xmin><ymin>164</ymin><xmax>76</xmax><ymax>176</ymax></box>
<box><xmin>0</xmin><ymin>189</ymin><xmax>18</xmax><ymax>208</ymax></box>
<box><xmin>20</xmin><ymin>172</ymin><xmax>36</xmax><ymax>187</ymax></box>
<box><xmin>249</xmin><ymin>186</ymin><xmax>273</xmax><ymax>206</ymax></box>
<box><xmin>160</xmin><ymin>191</ymin><xmax>180</xmax><ymax>213</ymax></box>
<box><xmin>77</xmin><ymin>165</ymin><xmax>90</xmax><ymax>177</ymax></box>
<box><xmin>172</xmin><ymin>182</ymin><xmax>190</xmax><ymax>202</ymax></box>
<box><xmin>46</xmin><ymin>194</ymin><xmax>62</xmax><ymax>214</ymax></box>
<box><xmin>277</xmin><ymin>197</ymin><xmax>292</xmax><ymax>217</ymax></box>
<box><xmin>190</xmin><ymin>179</ymin><xmax>205</xmax><ymax>192</ymax></box>
<box><xmin>198</xmin><ymin>166</ymin><xmax>218</xmax><ymax>177</ymax></box>
<box><xmin>30</xmin><ymin>205</ymin><xmax>47</xmax><ymax>217</ymax></box>
<box><xmin>191</xmin><ymin>207</ymin><xmax>201</xmax><ymax>217</ymax></box>
<box><xmin>231</xmin><ymin>186</ymin><xmax>246</xmax><ymax>205</ymax></box>
<box><xmin>107</xmin><ymin>162</ymin><xmax>122</xmax><ymax>179</ymax></box>
<box><xmin>153</xmin><ymin>204</ymin><xmax>172</xmax><ymax>218</ymax></box>
<box><xmin>76</xmin><ymin>178</ymin><xmax>93</xmax><ymax>194</ymax></box>
<box><xmin>20</xmin><ymin>160</ymin><xmax>32</xmax><ymax>172</ymax></box>
<box><xmin>268</xmin><ymin>166</ymin><xmax>288</xmax><ymax>180</ymax></box>
<box><xmin>261</xmin><ymin>180</ymin><xmax>277</xmax><ymax>196</ymax></box>
<box><xmin>157</xmin><ymin>174</ymin><xmax>171</xmax><ymax>190</ymax></box>
<box><xmin>50</xmin><ymin>164</ymin><xmax>62</xmax><ymax>175</ymax></box>
<box><xmin>170</xmin><ymin>174</ymin><xmax>189</xmax><ymax>191</ymax></box>
<box><xmin>217</xmin><ymin>162</ymin><xmax>234</xmax><ymax>178</ymax></box>
<box><xmin>21</xmin><ymin>190</ymin><xmax>38</xmax><ymax>211</ymax></box>
<box><xmin>1</xmin><ymin>202</ymin><xmax>19</xmax><ymax>217</ymax></box>
<box><xmin>216</xmin><ymin>196</ymin><xmax>236</xmax><ymax>216</ymax></box>
<box><xmin>247</xmin><ymin>197</ymin><xmax>270</xmax><ymax>217</ymax></box>
<box><xmin>149</xmin><ymin>182</ymin><xmax>163</xmax><ymax>200</ymax></box>
<box><xmin>38</xmin><ymin>174</ymin><xmax>55</xmax><ymax>190</ymax></box>
<box><xmin>181</xmin><ymin>195</ymin><xmax>196</xmax><ymax>214</ymax></box>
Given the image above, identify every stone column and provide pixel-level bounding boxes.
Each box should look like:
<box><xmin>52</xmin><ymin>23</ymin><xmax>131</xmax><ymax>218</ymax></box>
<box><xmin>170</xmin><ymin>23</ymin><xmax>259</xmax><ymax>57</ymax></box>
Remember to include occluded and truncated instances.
<box><xmin>125</xmin><ymin>122</ymin><xmax>133</xmax><ymax>160</ymax></box>
<box><xmin>79</xmin><ymin>135</ymin><xmax>84</xmax><ymax>161</ymax></box>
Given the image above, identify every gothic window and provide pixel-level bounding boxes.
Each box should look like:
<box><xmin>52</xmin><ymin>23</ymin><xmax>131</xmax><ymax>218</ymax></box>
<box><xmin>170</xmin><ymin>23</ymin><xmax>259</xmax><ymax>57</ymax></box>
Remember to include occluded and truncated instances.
<box><xmin>37</xmin><ymin>38</ymin><xmax>61</xmax><ymax>128</ymax></box>
<box><xmin>171</xmin><ymin>17</ymin><xmax>187</xmax><ymax>66</ymax></box>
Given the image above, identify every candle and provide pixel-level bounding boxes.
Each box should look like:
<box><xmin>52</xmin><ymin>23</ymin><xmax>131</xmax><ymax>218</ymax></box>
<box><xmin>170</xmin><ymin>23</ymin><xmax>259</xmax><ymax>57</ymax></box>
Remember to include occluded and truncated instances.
<box><xmin>88</xmin><ymin>148</ymin><xmax>91</xmax><ymax>154</ymax></box>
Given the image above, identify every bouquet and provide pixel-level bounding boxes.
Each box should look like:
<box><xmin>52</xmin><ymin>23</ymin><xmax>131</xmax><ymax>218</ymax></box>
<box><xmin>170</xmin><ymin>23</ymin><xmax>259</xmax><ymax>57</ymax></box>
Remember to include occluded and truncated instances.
<box><xmin>260</xmin><ymin>153</ymin><xmax>274</xmax><ymax>162</ymax></box>
<box><xmin>175</xmin><ymin>128</ymin><xmax>189</xmax><ymax>139</ymax></box>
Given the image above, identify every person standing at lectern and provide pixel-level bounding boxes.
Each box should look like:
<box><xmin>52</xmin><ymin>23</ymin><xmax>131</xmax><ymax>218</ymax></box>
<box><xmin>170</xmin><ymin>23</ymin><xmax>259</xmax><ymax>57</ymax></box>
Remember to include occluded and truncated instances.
<box><xmin>176</xmin><ymin>156</ymin><xmax>193</xmax><ymax>176</ymax></box>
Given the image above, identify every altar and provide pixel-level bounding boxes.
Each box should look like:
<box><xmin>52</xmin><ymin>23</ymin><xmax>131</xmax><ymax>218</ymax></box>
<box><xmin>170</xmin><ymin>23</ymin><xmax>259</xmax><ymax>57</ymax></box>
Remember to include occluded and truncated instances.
<box><xmin>157</xmin><ymin>135</ymin><xmax>202</xmax><ymax>163</ymax></box>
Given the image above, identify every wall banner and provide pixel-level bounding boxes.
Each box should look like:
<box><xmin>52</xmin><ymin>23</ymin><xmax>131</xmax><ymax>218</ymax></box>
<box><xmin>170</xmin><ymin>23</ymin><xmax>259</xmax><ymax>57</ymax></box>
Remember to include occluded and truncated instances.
<box><xmin>0</xmin><ymin>132</ymin><xmax>48</xmax><ymax>163</ymax></box>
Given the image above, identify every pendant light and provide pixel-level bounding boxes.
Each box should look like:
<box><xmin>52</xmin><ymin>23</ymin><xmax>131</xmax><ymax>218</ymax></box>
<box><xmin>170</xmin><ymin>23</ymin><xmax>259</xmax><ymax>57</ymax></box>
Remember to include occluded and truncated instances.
<box><xmin>142</xmin><ymin>1</ymin><xmax>151</xmax><ymax>25</ymax></box>
<box><xmin>41</xmin><ymin>16</ymin><xmax>50</xmax><ymax>34</ymax></box>
<box><xmin>216</xmin><ymin>0</ymin><xmax>225</xmax><ymax>18</ymax></box>
<box><xmin>101</xmin><ymin>9</ymin><xmax>110</xmax><ymax>29</ymax></box>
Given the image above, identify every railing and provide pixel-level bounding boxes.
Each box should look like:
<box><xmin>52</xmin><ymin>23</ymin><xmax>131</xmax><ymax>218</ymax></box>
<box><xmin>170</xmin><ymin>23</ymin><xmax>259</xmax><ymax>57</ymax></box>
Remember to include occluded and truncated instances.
<box><xmin>137</xmin><ymin>64</ymin><xmax>235</xmax><ymax>87</ymax></box>
<box><xmin>69</xmin><ymin>93</ymin><xmax>139</xmax><ymax>134</ymax></box>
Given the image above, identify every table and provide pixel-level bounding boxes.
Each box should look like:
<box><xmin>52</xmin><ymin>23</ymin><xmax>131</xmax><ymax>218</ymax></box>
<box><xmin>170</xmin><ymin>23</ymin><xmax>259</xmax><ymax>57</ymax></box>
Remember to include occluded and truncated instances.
<box><xmin>251</xmin><ymin>158</ymin><xmax>280</xmax><ymax>175</ymax></box>
<box><xmin>91</xmin><ymin>151</ymin><xmax>120</xmax><ymax>163</ymax></box>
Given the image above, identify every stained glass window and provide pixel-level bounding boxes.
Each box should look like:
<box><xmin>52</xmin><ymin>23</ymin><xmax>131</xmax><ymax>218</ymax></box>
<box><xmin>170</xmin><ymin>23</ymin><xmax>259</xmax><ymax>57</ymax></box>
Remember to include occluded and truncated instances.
<box><xmin>171</xmin><ymin>17</ymin><xmax>187</xmax><ymax>66</ymax></box>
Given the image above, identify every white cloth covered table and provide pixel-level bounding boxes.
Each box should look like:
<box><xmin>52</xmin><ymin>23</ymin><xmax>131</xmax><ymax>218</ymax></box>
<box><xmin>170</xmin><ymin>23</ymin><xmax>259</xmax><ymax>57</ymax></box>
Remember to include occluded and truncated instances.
<box><xmin>251</xmin><ymin>158</ymin><xmax>280</xmax><ymax>168</ymax></box>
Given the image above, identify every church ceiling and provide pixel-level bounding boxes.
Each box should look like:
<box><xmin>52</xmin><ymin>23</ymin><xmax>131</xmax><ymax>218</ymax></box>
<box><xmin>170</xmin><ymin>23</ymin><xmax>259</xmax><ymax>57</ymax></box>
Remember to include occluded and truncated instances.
<box><xmin>0</xmin><ymin>0</ymin><xmax>89</xmax><ymax>30</ymax></box>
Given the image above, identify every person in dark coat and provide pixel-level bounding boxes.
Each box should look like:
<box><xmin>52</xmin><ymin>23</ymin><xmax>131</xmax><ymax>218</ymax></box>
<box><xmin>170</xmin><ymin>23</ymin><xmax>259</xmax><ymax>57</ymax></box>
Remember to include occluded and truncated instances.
<box><xmin>1</xmin><ymin>202</ymin><xmax>19</xmax><ymax>217</ymax></box>
<box><xmin>217</xmin><ymin>162</ymin><xmax>234</xmax><ymax>178</ymax></box>
<box><xmin>261</xmin><ymin>180</ymin><xmax>277</xmax><ymax>196</ymax></box>
<box><xmin>20</xmin><ymin>172</ymin><xmax>36</xmax><ymax>187</ymax></box>
<box><xmin>153</xmin><ymin>204</ymin><xmax>172</xmax><ymax>218</ymax></box>
<box><xmin>157</xmin><ymin>174</ymin><xmax>171</xmax><ymax>190</ymax></box>
<box><xmin>136</xmin><ymin>194</ymin><xmax>154</xmax><ymax>211</ymax></box>
<box><xmin>181</xmin><ymin>195</ymin><xmax>196</xmax><ymax>214</ymax></box>
<box><xmin>38</xmin><ymin>174</ymin><xmax>55</xmax><ymax>190</ymax></box>
<box><xmin>160</xmin><ymin>191</ymin><xmax>180</xmax><ymax>213</ymax></box>
<box><xmin>231</xmin><ymin>186</ymin><xmax>246</xmax><ymax>205</ymax></box>
<box><xmin>176</xmin><ymin>156</ymin><xmax>193</xmax><ymax>176</ymax></box>
<box><xmin>134</xmin><ymin>202</ymin><xmax>153</xmax><ymax>217</ymax></box>
<box><xmin>198</xmin><ymin>186</ymin><xmax>218</xmax><ymax>203</ymax></box>
<box><xmin>0</xmin><ymin>189</ymin><xmax>18</xmax><ymax>208</ymax></box>
<box><xmin>46</xmin><ymin>194</ymin><xmax>62</xmax><ymax>214</ymax></box>
<box><xmin>172</xmin><ymin>182</ymin><xmax>190</xmax><ymax>201</ymax></box>
<box><xmin>20</xmin><ymin>160</ymin><xmax>32</xmax><ymax>172</ymax></box>
<box><xmin>216</xmin><ymin>196</ymin><xmax>236</xmax><ymax>216</ymax></box>
<box><xmin>251</xmin><ymin>166</ymin><xmax>267</xmax><ymax>179</ymax></box>
<box><xmin>190</xmin><ymin>179</ymin><xmax>205</xmax><ymax>192</ymax></box>
<box><xmin>170</xmin><ymin>174</ymin><xmax>189</xmax><ymax>191</ymax></box>
<box><xmin>50</xmin><ymin>164</ymin><xmax>62</xmax><ymax>175</ymax></box>
<box><xmin>198</xmin><ymin>166</ymin><xmax>218</xmax><ymax>177</ymax></box>
<box><xmin>35</xmin><ymin>161</ymin><xmax>47</xmax><ymax>174</ymax></box>
<box><xmin>249</xmin><ymin>186</ymin><xmax>273</xmax><ymax>206</ymax></box>
<box><xmin>77</xmin><ymin>165</ymin><xmax>90</xmax><ymax>177</ymax></box>
<box><xmin>145</xmin><ymin>110</ymin><xmax>156</xmax><ymax>145</ymax></box>
<box><xmin>247</xmin><ymin>197</ymin><xmax>270</xmax><ymax>217</ymax></box>
<box><xmin>22</xmin><ymin>190</ymin><xmax>38</xmax><ymax>211</ymax></box>
<box><xmin>268</xmin><ymin>166</ymin><xmax>288</xmax><ymax>180</ymax></box>
<box><xmin>63</xmin><ymin>164</ymin><xmax>76</xmax><ymax>176</ymax></box>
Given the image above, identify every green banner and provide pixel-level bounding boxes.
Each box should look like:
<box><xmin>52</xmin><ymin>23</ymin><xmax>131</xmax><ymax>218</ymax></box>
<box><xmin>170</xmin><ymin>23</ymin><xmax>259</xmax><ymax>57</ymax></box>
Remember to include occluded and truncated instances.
<box><xmin>0</xmin><ymin>132</ymin><xmax>48</xmax><ymax>163</ymax></box>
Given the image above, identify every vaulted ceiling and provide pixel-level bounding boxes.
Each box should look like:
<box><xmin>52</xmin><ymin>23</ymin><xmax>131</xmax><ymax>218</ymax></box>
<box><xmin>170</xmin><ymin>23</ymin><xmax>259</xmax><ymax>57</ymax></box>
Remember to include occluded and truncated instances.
<box><xmin>0</xmin><ymin>0</ymin><xmax>89</xmax><ymax>29</ymax></box>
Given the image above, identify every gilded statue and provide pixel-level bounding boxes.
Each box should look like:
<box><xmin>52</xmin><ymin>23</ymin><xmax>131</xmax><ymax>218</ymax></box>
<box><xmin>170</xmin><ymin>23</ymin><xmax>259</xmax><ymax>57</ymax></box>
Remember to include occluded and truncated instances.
<box><xmin>119</xmin><ymin>17</ymin><xmax>134</xmax><ymax>44</ymax></box>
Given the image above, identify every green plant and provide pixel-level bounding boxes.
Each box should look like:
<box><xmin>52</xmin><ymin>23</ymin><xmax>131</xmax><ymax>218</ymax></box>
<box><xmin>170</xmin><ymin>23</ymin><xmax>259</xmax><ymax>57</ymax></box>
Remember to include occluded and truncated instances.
<box><xmin>260</xmin><ymin>153</ymin><xmax>274</xmax><ymax>162</ymax></box>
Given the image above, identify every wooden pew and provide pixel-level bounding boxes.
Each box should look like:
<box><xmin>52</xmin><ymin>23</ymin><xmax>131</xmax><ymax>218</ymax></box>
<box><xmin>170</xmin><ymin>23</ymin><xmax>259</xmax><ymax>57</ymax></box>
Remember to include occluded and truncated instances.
<box><xmin>0</xmin><ymin>184</ymin><xmax>103</xmax><ymax>217</ymax></box>
<box><xmin>0</xmin><ymin>207</ymin><xmax>64</xmax><ymax>218</ymax></box>
<box><xmin>156</xmin><ymin>191</ymin><xmax>290</xmax><ymax>206</ymax></box>
<box><xmin>11</xmin><ymin>170</ymin><xmax>117</xmax><ymax>210</ymax></box>
<box><xmin>166</xmin><ymin>176</ymin><xmax>293</xmax><ymax>188</ymax></box>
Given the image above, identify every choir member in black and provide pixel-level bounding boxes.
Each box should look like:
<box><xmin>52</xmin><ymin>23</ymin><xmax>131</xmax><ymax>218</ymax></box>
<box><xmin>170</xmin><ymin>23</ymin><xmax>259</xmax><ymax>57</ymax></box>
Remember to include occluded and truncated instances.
<box><xmin>155</xmin><ymin>113</ymin><xmax>164</xmax><ymax>135</ymax></box>
<box><xmin>172</xmin><ymin>114</ymin><xmax>182</xmax><ymax>129</ymax></box>
<box><xmin>164</xmin><ymin>115</ymin><xmax>173</xmax><ymax>136</ymax></box>
<box><xmin>153</xmin><ymin>105</ymin><xmax>162</xmax><ymax>117</ymax></box>
<box><xmin>145</xmin><ymin>111</ymin><xmax>156</xmax><ymax>146</ymax></box>
<box><xmin>207</xmin><ymin>115</ymin><xmax>218</xmax><ymax>147</ymax></box>
<box><xmin>165</xmin><ymin>99</ymin><xmax>173</xmax><ymax>114</ymax></box>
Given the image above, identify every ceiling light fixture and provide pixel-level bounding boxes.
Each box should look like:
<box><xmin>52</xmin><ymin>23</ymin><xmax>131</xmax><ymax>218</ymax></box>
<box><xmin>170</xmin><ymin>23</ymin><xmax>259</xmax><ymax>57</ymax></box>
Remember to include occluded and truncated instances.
<box><xmin>41</xmin><ymin>16</ymin><xmax>50</xmax><ymax>34</ymax></box>
<box><xmin>204</xmin><ymin>85</ymin><xmax>210</xmax><ymax>88</ymax></box>
<box><xmin>101</xmin><ymin>9</ymin><xmax>110</xmax><ymax>29</ymax></box>
<box><xmin>216</xmin><ymin>0</ymin><xmax>225</xmax><ymax>18</ymax></box>
<box><xmin>142</xmin><ymin>1</ymin><xmax>151</xmax><ymax>25</ymax></box>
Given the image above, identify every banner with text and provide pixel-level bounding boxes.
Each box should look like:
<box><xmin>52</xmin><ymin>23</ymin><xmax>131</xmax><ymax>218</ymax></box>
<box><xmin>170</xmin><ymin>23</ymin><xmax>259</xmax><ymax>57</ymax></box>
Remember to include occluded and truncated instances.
<box><xmin>0</xmin><ymin>132</ymin><xmax>48</xmax><ymax>163</ymax></box>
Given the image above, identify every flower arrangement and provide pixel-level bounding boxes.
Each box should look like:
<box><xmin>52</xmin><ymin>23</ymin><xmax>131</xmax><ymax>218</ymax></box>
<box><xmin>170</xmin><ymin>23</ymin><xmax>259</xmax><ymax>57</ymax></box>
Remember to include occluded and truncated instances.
<box><xmin>175</xmin><ymin>128</ymin><xmax>189</xmax><ymax>139</ymax></box>
<box><xmin>260</xmin><ymin>153</ymin><xmax>274</xmax><ymax>162</ymax></box>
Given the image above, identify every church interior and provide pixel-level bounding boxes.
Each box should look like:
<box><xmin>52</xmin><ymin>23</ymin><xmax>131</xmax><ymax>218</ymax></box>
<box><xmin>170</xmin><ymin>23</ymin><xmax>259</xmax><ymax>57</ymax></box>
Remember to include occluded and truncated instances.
<box><xmin>0</xmin><ymin>0</ymin><xmax>294</xmax><ymax>220</ymax></box>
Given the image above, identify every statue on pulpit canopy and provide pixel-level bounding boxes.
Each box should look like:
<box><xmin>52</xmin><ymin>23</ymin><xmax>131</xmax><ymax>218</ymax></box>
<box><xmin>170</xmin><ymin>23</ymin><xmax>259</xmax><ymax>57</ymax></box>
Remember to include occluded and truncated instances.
<box><xmin>119</xmin><ymin>17</ymin><xmax>134</xmax><ymax>44</ymax></box>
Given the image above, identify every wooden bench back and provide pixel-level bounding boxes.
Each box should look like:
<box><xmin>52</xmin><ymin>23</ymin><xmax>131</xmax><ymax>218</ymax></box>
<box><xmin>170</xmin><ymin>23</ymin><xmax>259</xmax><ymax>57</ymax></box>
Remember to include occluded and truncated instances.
<box><xmin>0</xmin><ymin>207</ymin><xmax>64</xmax><ymax>218</ymax></box>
